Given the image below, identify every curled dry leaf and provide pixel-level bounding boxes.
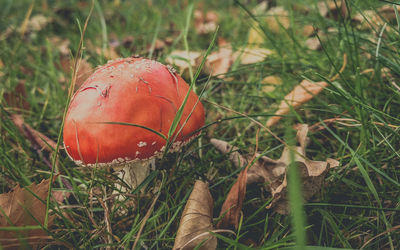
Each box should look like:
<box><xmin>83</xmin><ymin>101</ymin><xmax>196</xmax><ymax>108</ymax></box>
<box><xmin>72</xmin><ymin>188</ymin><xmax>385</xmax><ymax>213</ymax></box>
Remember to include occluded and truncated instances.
<box><xmin>173</xmin><ymin>181</ymin><xmax>216</xmax><ymax>250</ymax></box>
<box><xmin>217</xmin><ymin>166</ymin><xmax>247</xmax><ymax>229</ymax></box>
<box><xmin>211</xmin><ymin>125</ymin><xmax>339</xmax><ymax>215</ymax></box>
<box><xmin>0</xmin><ymin>178</ymin><xmax>65</xmax><ymax>248</ymax></box>
<box><xmin>266</xmin><ymin>80</ymin><xmax>328</xmax><ymax>127</ymax></box>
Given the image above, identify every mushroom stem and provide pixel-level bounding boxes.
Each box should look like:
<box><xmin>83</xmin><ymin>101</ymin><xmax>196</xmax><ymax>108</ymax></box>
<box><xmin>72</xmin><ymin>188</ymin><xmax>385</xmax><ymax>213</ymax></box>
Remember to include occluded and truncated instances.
<box><xmin>114</xmin><ymin>158</ymin><xmax>155</xmax><ymax>197</ymax></box>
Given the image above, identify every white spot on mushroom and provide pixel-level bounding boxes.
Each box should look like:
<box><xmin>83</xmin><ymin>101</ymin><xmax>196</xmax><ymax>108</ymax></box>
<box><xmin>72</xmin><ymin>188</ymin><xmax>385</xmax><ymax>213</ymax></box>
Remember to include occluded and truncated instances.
<box><xmin>138</xmin><ymin>141</ymin><xmax>147</xmax><ymax>147</ymax></box>
<box><xmin>152</xmin><ymin>141</ymin><xmax>156</xmax><ymax>145</ymax></box>
<box><xmin>136</xmin><ymin>151</ymin><xmax>140</xmax><ymax>156</ymax></box>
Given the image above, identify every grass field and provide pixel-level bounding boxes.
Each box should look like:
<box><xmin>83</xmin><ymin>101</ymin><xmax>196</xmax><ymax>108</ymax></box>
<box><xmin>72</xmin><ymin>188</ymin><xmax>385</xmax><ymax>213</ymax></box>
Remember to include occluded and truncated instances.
<box><xmin>1</xmin><ymin>0</ymin><xmax>399</xmax><ymax>249</ymax></box>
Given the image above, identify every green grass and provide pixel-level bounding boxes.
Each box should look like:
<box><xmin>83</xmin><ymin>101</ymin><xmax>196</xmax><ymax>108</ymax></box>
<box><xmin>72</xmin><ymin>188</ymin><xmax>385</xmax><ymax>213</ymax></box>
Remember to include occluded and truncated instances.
<box><xmin>1</xmin><ymin>0</ymin><xmax>399</xmax><ymax>249</ymax></box>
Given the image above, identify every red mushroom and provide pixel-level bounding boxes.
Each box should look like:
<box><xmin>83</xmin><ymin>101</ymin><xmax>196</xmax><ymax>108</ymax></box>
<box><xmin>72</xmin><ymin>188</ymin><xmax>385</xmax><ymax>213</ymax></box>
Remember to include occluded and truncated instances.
<box><xmin>63</xmin><ymin>57</ymin><xmax>204</xmax><ymax>195</ymax></box>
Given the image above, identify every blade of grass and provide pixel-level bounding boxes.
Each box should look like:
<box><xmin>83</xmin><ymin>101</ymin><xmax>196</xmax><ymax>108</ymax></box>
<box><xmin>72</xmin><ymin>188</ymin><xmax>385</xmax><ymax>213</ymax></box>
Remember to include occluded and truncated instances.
<box><xmin>45</xmin><ymin>0</ymin><xmax>95</xmax><ymax>229</ymax></box>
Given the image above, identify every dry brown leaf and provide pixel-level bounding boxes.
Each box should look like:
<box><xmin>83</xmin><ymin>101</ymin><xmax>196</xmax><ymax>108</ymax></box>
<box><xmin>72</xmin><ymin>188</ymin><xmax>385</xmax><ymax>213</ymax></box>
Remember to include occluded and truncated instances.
<box><xmin>261</xmin><ymin>75</ymin><xmax>282</xmax><ymax>93</ymax></box>
<box><xmin>10</xmin><ymin>114</ymin><xmax>57</xmax><ymax>152</ymax></box>
<box><xmin>266</xmin><ymin>80</ymin><xmax>328</xmax><ymax>127</ymax></box>
<box><xmin>205</xmin><ymin>38</ymin><xmax>233</xmax><ymax>78</ymax></box>
<box><xmin>211</xmin><ymin>125</ymin><xmax>339</xmax><ymax>215</ymax></box>
<box><xmin>0</xmin><ymin>179</ymin><xmax>58</xmax><ymax>248</ymax></box>
<box><xmin>194</xmin><ymin>10</ymin><xmax>219</xmax><ymax>34</ymax></box>
<box><xmin>303</xmin><ymin>25</ymin><xmax>315</xmax><ymax>37</ymax></box>
<box><xmin>165</xmin><ymin>50</ymin><xmax>202</xmax><ymax>74</ymax></box>
<box><xmin>173</xmin><ymin>181</ymin><xmax>216</xmax><ymax>250</ymax></box>
<box><xmin>2</xmin><ymin>81</ymin><xmax>30</xmax><ymax>111</ymax></box>
<box><xmin>217</xmin><ymin>167</ymin><xmax>247</xmax><ymax>229</ymax></box>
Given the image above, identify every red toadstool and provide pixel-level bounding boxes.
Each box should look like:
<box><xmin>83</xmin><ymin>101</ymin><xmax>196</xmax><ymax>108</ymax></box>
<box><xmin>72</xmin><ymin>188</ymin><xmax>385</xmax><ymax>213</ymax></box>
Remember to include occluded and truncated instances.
<box><xmin>63</xmin><ymin>57</ymin><xmax>204</xmax><ymax>195</ymax></box>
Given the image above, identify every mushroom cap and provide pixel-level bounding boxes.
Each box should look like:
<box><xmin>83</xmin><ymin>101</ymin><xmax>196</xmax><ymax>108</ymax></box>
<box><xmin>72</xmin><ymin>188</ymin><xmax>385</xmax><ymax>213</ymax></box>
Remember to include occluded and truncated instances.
<box><xmin>63</xmin><ymin>57</ymin><xmax>205</xmax><ymax>167</ymax></box>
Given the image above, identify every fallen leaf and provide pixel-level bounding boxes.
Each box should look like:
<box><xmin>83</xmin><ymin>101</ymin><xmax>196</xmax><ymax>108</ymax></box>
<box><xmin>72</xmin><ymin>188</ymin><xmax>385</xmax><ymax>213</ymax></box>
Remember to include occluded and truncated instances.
<box><xmin>261</xmin><ymin>75</ymin><xmax>282</xmax><ymax>93</ymax></box>
<box><xmin>10</xmin><ymin>114</ymin><xmax>57</xmax><ymax>152</ymax></box>
<box><xmin>378</xmin><ymin>5</ymin><xmax>400</xmax><ymax>21</ymax></box>
<box><xmin>211</xmin><ymin>125</ymin><xmax>339</xmax><ymax>215</ymax></box>
<box><xmin>305</xmin><ymin>37</ymin><xmax>322</xmax><ymax>50</ymax></box>
<box><xmin>317</xmin><ymin>0</ymin><xmax>335</xmax><ymax>17</ymax></box>
<box><xmin>234</xmin><ymin>47</ymin><xmax>273</xmax><ymax>64</ymax></box>
<box><xmin>317</xmin><ymin>0</ymin><xmax>348</xmax><ymax>20</ymax></box>
<box><xmin>194</xmin><ymin>10</ymin><xmax>219</xmax><ymax>34</ymax></box>
<box><xmin>265</xmin><ymin>6</ymin><xmax>290</xmax><ymax>34</ymax></box>
<box><xmin>217</xmin><ymin>167</ymin><xmax>247</xmax><ymax>229</ymax></box>
<box><xmin>264</xmin><ymin>125</ymin><xmax>339</xmax><ymax>214</ymax></box>
<box><xmin>302</xmin><ymin>25</ymin><xmax>315</xmax><ymax>37</ymax></box>
<box><xmin>352</xmin><ymin>10</ymin><xmax>386</xmax><ymax>31</ymax></box>
<box><xmin>25</xmin><ymin>15</ymin><xmax>50</xmax><ymax>32</ymax></box>
<box><xmin>247</xmin><ymin>23</ymin><xmax>265</xmax><ymax>47</ymax></box>
<box><xmin>173</xmin><ymin>181</ymin><xmax>216</xmax><ymax>250</ymax></box>
<box><xmin>251</xmin><ymin>1</ymin><xmax>268</xmax><ymax>15</ymax></box>
<box><xmin>247</xmin><ymin>6</ymin><xmax>289</xmax><ymax>46</ymax></box>
<box><xmin>210</xmin><ymin>138</ymin><xmax>284</xmax><ymax>191</ymax></box>
<box><xmin>165</xmin><ymin>50</ymin><xmax>202</xmax><ymax>74</ymax></box>
<box><xmin>205</xmin><ymin>38</ymin><xmax>233</xmax><ymax>78</ymax></box>
<box><xmin>0</xmin><ymin>178</ymin><xmax>61</xmax><ymax>248</ymax></box>
<box><xmin>266</xmin><ymin>80</ymin><xmax>328</xmax><ymax>127</ymax></box>
<box><xmin>2</xmin><ymin>81</ymin><xmax>30</xmax><ymax>111</ymax></box>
